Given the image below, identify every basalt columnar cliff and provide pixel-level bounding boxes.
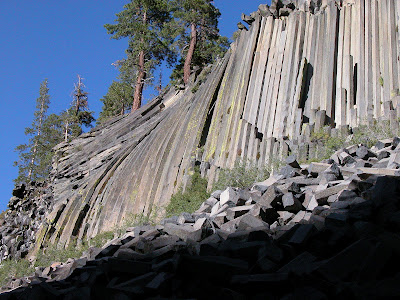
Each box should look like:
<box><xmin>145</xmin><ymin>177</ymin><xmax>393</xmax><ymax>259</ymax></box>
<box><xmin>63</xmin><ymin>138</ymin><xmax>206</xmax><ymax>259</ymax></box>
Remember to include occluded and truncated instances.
<box><xmin>2</xmin><ymin>0</ymin><xmax>400</xmax><ymax>261</ymax></box>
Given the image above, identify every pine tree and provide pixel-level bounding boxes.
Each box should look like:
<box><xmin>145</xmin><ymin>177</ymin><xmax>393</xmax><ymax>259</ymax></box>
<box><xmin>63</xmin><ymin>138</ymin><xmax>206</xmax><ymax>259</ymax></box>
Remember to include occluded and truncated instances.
<box><xmin>33</xmin><ymin>113</ymin><xmax>65</xmax><ymax>178</ymax></box>
<box><xmin>58</xmin><ymin>109</ymin><xmax>80</xmax><ymax>142</ymax></box>
<box><xmin>98</xmin><ymin>81</ymin><xmax>134</xmax><ymax>124</ymax></box>
<box><xmin>61</xmin><ymin>75</ymin><xmax>95</xmax><ymax>142</ymax></box>
<box><xmin>105</xmin><ymin>0</ymin><xmax>175</xmax><ymax>112</ymax></box>
<box><xmin>170</xmin><ymin>0</ymin><xmax>229</xmax><ymax>85</ymax></box>
<box><xmin>14</xmin><ymin>79</ymin><xmax>51</xmax><ymax>184</ymax></box>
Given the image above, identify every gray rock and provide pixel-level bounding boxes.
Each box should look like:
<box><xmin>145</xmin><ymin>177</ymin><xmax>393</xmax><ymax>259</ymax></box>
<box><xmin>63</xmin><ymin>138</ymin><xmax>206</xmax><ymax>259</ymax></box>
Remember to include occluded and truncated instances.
<box><xmin>220</xmin><ymin>187</ymin><xmax>239</xmax><ymax>206</ymax></box>
<box><xmin>282</xmin><ymin>193</ymin><xmax>303</xmax><ymax>213</ymax></box>
<box><xmin>237</xmin><ymin>22</ymin><xmax>248</xmax><ymax>30</ymax></box>
<box><xmin>211</xmin><ymin>190</ymin><xmax>222</xmax><ymax>199</ymax></box>
<box><xmin>226</xmin><ymin>205</ymin><xmax>254</xmax><ymax>220</ymax></box>
<box><xmin>241</xmin><ymin>13</ymin><xmax>255</xmax><ymax>25</ymax></box>
<box><xmin>177</xmin><ymin>212</ymin><xmax>195</xmax><ymax>225</ymax></box>
<box><xmin>250</xmin><ymin>203</ymin><xmax>279</xmax><ymax>225</ymax></box>
<box><xmin>286</xmin><ymin>155</ymin><xmax>301</xmax><ymax>169</ymax></box>
<box><xmin>163</xmin><ymin>223</ymin><xmax>202</xmax><ymax>242</ymax></box>
<box><xmin>356</xmin><ymin>145</ymin><xmax>377</xmax><ymax>160</ymax></box>
<box><xmin>258</xmin><ymin>4</ymin><xmax>272</xmax><ymax>17</ymax></box>
<box><xmin>237</xmin><ymin>214</ymin><xmax>268</xmax><ymax>231</ymax></box>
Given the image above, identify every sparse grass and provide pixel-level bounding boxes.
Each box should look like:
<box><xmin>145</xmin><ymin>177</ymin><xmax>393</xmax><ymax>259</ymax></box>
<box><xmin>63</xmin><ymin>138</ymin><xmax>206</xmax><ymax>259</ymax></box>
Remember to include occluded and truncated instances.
<box><xmin>213</xmin><ymin>159</ymin><xmax>271</xmax><ymax>191</ymax></box>
<box><xmin>0</xmin><ymin>210</ymin><xmax>7</xmax><ymax>221</ymax></box>
<box><xmin>0</xmin><ymin>199</ymin><xmax>167</xmax><ymax>288</ymax></box>
<box><xmin>232</xmin><ymin>30</ymin><xmax>241</xmax><ymax>41</ymax></box>
<box><xmin>34</xmin><ymin>241</ymin><xmax>88</xmax><ymax>268</ymax></box>
<box><xmin>88</xmin><ymin>231</ymin><xmax>114</xmax><ymax>248</ymax></box>
<box><xmin>269</xmin><ymin>157</ymin><xmax>286</xmax><ymax>172</ymax></box>
<box><xmin>191</xmin><ymin>66</ymin><xmax>212</xmax><ymax>93</ymax></box>
<box><xmin>351</xmin><ymin>120</ymin><xmax>393</xmax><ymax>148</ymax></box>
<box><xmin>118</xmin><ymin>211</ymin><xmax>159</xmax><ymax>231</ymax></box>
<box><xmin>0</xmin><ymin>258</ymin><xmax>34</xmax><ymax>287</ymax></box>
<box><xmin>0</xmin><ymin>240</ymin><xmax>88</xmax><ymax>287</ymax></box>
<box><xmin>309</xmin><ymin>127</ymin><xmax>347</xmax><ymax>161</ymax></box>
<box><xmin>308</xmin><ymin>120</ymin><xmax>396</xmax><ymax>163</ymax></box>
<box><xmin>379</xmin><ymin>76</ymin><xmax>384</xmax><ymax>87</ymax></box>
<box><xmin>166</xmin><ymin>168</ymin><xmax>209</xmax><ymax>217</ymax></box>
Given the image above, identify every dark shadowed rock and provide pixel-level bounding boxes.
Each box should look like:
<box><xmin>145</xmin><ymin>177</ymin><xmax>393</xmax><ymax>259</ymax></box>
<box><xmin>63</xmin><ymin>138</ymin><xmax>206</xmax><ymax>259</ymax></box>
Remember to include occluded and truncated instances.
<box><xmin>282</xmin><ymin>193</ymin><xmax>303</xmax><ymax>213</ymax></box>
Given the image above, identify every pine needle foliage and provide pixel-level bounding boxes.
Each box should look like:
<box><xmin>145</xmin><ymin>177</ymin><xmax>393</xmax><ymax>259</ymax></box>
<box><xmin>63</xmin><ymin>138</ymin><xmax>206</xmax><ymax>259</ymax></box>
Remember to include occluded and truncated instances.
<box><xmin>60</xmin><ymin>76</ymin><xmax>95</xmax><ymax>142</ymax></box>
<box><xmin>166</xmin><ymin>168</ymin><xmax>209</xmax><ymax>217</ymax></box>
<box><xmin>105</xmin><ymin>0</ymin><xmax>176</xmax><ymax>111</ymax></box>
<box><xmin>14</xmin><ymin>79</ymin><xmax>54</xmax><ymax>184</ymax></box>
<box><xmin>98</xmin><ymin>81</ymin><xmax>134</xmax><ymax>124</ymax></box>
<box><xmin>169</xmin><ymin>0</ymin><xmax>229</xmax><ymax>84</ymax></box>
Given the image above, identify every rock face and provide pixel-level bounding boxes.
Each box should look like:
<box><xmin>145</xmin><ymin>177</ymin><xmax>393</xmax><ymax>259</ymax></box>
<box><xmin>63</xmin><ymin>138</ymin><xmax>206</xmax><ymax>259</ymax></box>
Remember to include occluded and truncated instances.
<box><xmin>2</xmin><ymin>139</ymin><xmax>400</xmax><ymax>298</ymax></box>
<box><xmin>0</xmin><ymin>183</ymin><xmax>53</xmax><ymax>261</ymax></box>
<box><xmin>2</xmin><ymin>0</ymin><xmax>400</xmax><ymax>257</ymax></box>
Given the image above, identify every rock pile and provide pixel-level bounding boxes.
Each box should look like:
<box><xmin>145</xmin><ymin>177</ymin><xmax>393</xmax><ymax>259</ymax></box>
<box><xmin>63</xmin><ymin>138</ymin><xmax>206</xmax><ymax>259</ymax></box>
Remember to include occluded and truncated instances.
<box><xmin>2</xmin><ymin>138</ymin><xmax>400</xmax><ymax>298</ymax></box>
<box><xmin>240</xmin><ymin>0</ymin><xmax>330</xmax><ymax>30</ymax></box>
<box><xmin>0</xmin><ymin>183</ymin><xmax>53</xmax><ymax>262</ymax></box>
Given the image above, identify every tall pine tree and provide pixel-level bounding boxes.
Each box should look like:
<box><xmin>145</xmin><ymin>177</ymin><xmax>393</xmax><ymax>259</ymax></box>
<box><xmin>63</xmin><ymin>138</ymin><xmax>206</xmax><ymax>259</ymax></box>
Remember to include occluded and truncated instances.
<box><xmin>105</xmin><ymin>0</ymin><xmax>175</xmax><ymax>112</ymax></box>
<box><xmin>98</xmin><ymin>81</ymin><xmax>134</xmax><ymax>124</ymax></box>
<box><xmin>170</xmin><ymin>0</ymin><xmax>229</xmax><ymax>85</ymax></box>
<box><xmin>14</xmin><ymin>79</ymin><xmax>52</xmax><ymax>184</ymax></box>
<box><xmin>61</xmin><ymin>75</ymin><xmax>95</xmax><ymax>142</ymax></box>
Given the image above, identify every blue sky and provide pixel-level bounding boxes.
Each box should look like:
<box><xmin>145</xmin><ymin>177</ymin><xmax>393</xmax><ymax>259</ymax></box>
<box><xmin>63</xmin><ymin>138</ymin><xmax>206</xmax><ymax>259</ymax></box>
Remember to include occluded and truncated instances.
<box><xmin>0</xmin><ymin>0</ymin><xmax>269</xmax><ymax>211</ymax></box>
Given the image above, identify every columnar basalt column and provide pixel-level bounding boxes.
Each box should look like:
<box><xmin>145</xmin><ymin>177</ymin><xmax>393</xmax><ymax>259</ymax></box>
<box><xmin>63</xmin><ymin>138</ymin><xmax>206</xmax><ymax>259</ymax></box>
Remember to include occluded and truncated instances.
<box><xmin>335</xmin><ymin>3</ymin><xmax>345</xmax><ymax>127</ymax></box>
<box><xmin>356</xmin><ymin>0</ymin><xmax>366</xmax><ymax>124</ymax></box>
<box><xmin>371</xmin><ymin>0</ymin><xmax>381</xmax><ymax>119</ymax></box>
<box><xmin>275</xmin><ymin>12</ymin><xmax>299</xmax><ymax>138</ymax></box>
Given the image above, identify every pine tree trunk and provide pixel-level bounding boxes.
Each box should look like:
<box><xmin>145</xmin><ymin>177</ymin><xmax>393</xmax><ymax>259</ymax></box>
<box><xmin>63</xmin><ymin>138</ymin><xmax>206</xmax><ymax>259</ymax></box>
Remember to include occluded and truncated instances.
<box><xmin>132</xmin><ymin>49</ymin><xmax>145</xmax><ymax>112</ymax></box>
<box><xmin>64</xmin><ymin>121</ymin><xmax>69</xmax><ymax>142</ymax></box>
<box><xmin>28</xmin><ymin>98</ymin><xmax>46</xmax><ymax>180</ymax></box>
<box><xmin>132</xmin><ymin>10</ymin><xmax>147</xmax><ymax>112</ymax></box>
<box><xmin>184</xmin><ymin>23</ymin><xmax>197</xmax><ymax>85</ymax></box>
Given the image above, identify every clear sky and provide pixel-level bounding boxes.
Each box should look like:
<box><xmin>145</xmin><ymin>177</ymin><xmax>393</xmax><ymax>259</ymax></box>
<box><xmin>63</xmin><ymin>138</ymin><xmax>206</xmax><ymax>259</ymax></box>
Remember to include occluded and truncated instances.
<box><xmin>0</xmin><ymin>0</ymin><xmax>270</xmax><ymax>211</ymax></box>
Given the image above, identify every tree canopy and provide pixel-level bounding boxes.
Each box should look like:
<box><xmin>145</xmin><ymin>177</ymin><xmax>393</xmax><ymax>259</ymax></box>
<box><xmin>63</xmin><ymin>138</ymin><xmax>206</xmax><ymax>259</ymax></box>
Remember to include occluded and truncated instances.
<box><xmin>60</xmin><ymin>76</ymin><xmax>95</xmax><ymax>142</ymax></box>
<box><xmin>98</xmin><ymin>81</ymin><xmax>134</xmax><ymax>124</ymax></box>
<box><xmin>102</xmin><ymin>0</ymin><xmax>228</xmax><ymax>118</ymax></box>
<box><xmin>14</xmin><ymin>79</ymin><xmax>54</xmax><ymax>184</ymax></box>
<box><xmin>105</xmin><ymin>0</ymin><xmax>176</xmax><ymax>112</ymax></box>
<box><xmin>14</xmin><ymin>77</ymin><xmax>95</xmax><ymax>185</ymax></box>
<box><xmin>169</xmin><ymin>0</ymin><xmax>229</xmax><ymax>84</ymax></box>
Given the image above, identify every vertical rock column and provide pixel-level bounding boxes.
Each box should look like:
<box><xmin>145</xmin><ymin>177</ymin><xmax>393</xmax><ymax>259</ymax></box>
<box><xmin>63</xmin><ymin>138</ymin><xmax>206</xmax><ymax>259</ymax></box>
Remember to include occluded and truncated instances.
<box><xmin>320</xmin><ymin>2</ymin><xmax>339</xmax><ymax>123</ymax></box>
<box><xmin>335</xmin><ymin>3</ymin><xmax>346</xmax><ymax>127</ymax></box>
<box><xmin>273</xmin><ymin>12</ymin><xmax>299</xmax><ymax>137</ymax></box>
<box><xmin>257</xmin><ymin>19</ymin><xmax>281</xmax><ymax>134</ymax></box>
<box><xmin>371</xmin><ymin>0</ymin><xmax>382</xmax><ymax>119</ymax></box>
<box><xmin>282</xmin><ymin>11</ymin><xmax>307</xmax><ymax>139</ymax></box>
<box><xmin>364</xmin><ymin>0</ymin><xmax>373</xmax><ymax>123</ymax></box>
<box><xmin>379</xmin><ymin>0</ymin><xmax>390</xmax><ymax>114</ymax></box>
<box><xmin>302</xmin><ymin>14</ymin><xmax>318</xmax><ymax>122</ymax></box>
<box><xmin>310</xmin><ymin>10</ymin><xmax>326</xmax><ymax>113</ymax></box>
<box><xmin>266</xmin><ymin>21</ymin><xmax>288</xmax><ymax>138</ymax></box>
<box><xmin>387</xmin><ymin>0</ymin><xmax>399</xmax><ymax>101</ymax></box>
<box><xmin>223</xmin><ymin>15</ymin><xmax>261</xmax><ymax>169</ymax></box>
<box><xmin>242</xmin><ymin>17</ymin><xmax>274</xmax><ymax>126</ymax></box>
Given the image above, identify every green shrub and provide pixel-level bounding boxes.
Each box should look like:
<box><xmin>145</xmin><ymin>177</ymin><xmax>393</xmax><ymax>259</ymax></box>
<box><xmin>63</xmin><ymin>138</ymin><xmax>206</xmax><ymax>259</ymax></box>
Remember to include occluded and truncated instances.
<box><xmin>0</xmin><ymin>258</ymin><xmax>34</xmax><ymax>287</ymax></box>
<box><xmin>213</xmin><ymin>159</ymin><xmax>271</xmax><ymax>191</ymax></box>
<box><xmin>166</xmin><ymin>169</ymin><xmax>209</xmax><ymax>217</ymax></box>
<box><xmin>310</xmin><ymin>127</ymin><xmax>347</xmax><ymax>161</ymax></box>
<box><xmin>352</xmin><ymin>120</ymin><xmax>392</xmax><ymax>148</ymax></box>
<box><xmin>120</xmin><ymin>212</ymin><xmax>158</xmax><ymax>230</ymax></box>
<box><xmin>88</xmin><ymin>231</ymin><xmax>114</xmax><ymax>248</ymax></box>
<box><xmin>34</xmin><ymin>241</ymin><xmax>88</xmax><ymax>268</ymax></box>
<box><xmin>0</xmin><ymin>210</ymin><xmax>7</xmax><ymax>221</ymax></box>
<box><xmin>308</xmin><ymin>121</ymin><xmax>396</xmax><ymax>163</ymax></box>
<box><xmin>0</xmin><ymin>240</ymin><xmax>88</xmax><ymax>287</ymax></box>
<box><xmin>379</xmin><ymin>76</ymin><xmax>384</xmax><ymax>87</ymax></box>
